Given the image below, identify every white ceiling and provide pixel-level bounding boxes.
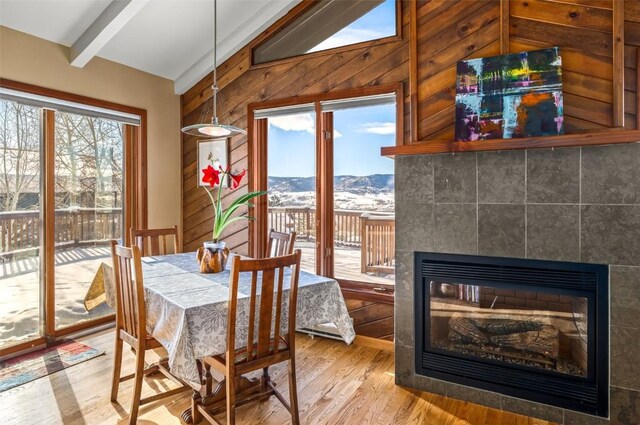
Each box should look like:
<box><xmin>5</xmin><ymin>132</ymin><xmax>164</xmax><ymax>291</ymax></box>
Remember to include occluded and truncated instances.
<box><xmin>0</xmin><ymin>0</ymin><xmax>301</xmax><ymax>94</ymax></box>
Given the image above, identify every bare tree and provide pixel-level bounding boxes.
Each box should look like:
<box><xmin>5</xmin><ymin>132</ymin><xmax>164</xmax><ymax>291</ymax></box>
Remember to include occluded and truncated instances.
<box><xmin>0</xmin><ymin>101</ymin><xmax>41</xmax><ymax>212</ymax></box>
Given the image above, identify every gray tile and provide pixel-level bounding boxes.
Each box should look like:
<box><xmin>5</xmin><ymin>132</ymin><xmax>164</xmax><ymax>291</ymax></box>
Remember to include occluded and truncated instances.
<box><xmin>610</xmin><ymin>266</ymin><xmax>640</xmax><ymax>329</ymax></box>
<box><xmin>446</xmin><ymin>382</ymin><xmax>501</xmax><ymax>410</ymax></box>
<box><xmin>395</xmin><ymin>297</ymin><xmax>414</xmax><ymax>348</ymax></box>
<box><xmin>581</xmin><ymin>205</ymin><xmax>640</xmax><ymax>266</ymax></box>
<box><xmin>501</xmin><ymin>395</ymin><xmax>565</xmax><ymax>423</ymax></box>
<box><xmin>610</xmin><ymin>386</ymin><xmax>640</xmax><ymax>425</ymax></box>
<box><xmin>414</xmin><ymin>374</ymin><xmax>448</xmax><ymax>396</ymax></box>
<box><xmin>396</xmin><ymin>155</ymin><xmax>434</xmax><ymax>204</ymax></box>
<box><xmin>564</xmin><ymin>410</ymin><xmax>610</xmax><ymax>425</ymax></box>
<box><xmin>582</xmin><ymin>143</ymin><xmax>640</xmax><ymax>204</ymax></box>
<box><xmin>395</xmin><ymin>250</ymin><xmax>414</xmax><ymax>300</ymax></box>
<box><xmin>611</xmin><ymin>326</ymin><xmax>640</xmax><ymax>391</ymax></box>
<box><xmin>527</xmin><ymin>147</ymin><xmax>580</xmax><ymax>203</ymax></box>
<box><xmin>527</xmin><ymin>204</ymin><xmax>580</xmax><ymax>261</ymax></box>
<box><xmin>433</xmin><ymin>203</ymin><xmax>477</xmax><ymax>254</ymax></box>
<box><xmin>396</xmin><ymin>202</ymin><xmax>434</xmax><ymax>252</ymax></box>
<box><xmin>478</xmin><ymin>204</ymin><xmax>525</xmax><ymax>258</ymax></box>
<box><xmin>478</xmin><ymin>150</ymin><xmax>525</xmax><ymax>204</ymax></box>
<box><xmin>394</xmin><ymin>343</ymin><xmax>415</xmax><ymax>388</ymax></box>
<box><xmin>434</xmin><ymin>153</ymin><xmax>477</xmax><ymax>203</ymax></box>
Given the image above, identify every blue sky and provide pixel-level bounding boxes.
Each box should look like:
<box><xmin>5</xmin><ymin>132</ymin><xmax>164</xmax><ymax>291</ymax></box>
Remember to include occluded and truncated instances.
<box><xmin>308</xmin><ymin>0</ymin><xmax>396</xmax><ymax>53</ymax></box>
<box><xmin>267</xmin><ymin>103</ymin><xmax>396</xmax><ymax>177</ymax></box>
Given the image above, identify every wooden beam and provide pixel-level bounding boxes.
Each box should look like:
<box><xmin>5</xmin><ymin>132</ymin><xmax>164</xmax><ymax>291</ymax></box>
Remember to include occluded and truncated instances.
<box><xmin>381</xmin><ymin>129</ymin><xmax>640</xmax><ymax>156</ymax></box>
<box><xmin>500</xmin><ymin>0</ymin><xmax>510</xmax><ymax>54</ymax></box>
<box><xmin>70</xmin><ymin>0</ymin><xmax>149</xmax><ymax>68</ymax></box>
<box><xmin>612</xmin><ymin>0</ymin><xmax>625</xmax><ymax>127</ymax></box>
<box><xmin>637</xmin><ymin>47</ymin><xmax>640</xmax><ymax>130</ymax></box>
<box><xmin>409</xmin><ymin>0</ymin><xmax>418</xmax><ymax>143</ymax></box>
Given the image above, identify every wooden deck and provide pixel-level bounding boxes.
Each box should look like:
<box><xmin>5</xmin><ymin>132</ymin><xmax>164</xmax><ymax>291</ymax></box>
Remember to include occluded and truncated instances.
<box><xmin>0</xmin><ymin>328</ymin><xmax>557</xmax><ymax>425</ymax></box>
<box><xmin>297</xmin><ymin>242</ymin><xmax>395</xmax><ymax>285</ymax></box>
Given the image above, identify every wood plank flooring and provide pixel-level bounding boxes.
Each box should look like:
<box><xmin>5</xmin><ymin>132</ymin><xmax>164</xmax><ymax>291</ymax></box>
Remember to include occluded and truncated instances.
<box><xmin>0</xmin><ymin>329</ymin><xmax>557</xmax><ymax>425</ymax></box>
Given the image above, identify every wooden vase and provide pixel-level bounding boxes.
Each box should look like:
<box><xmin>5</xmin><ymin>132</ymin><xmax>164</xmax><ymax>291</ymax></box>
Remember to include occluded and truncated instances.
<box><xmin>196</xmin><ymin>241</ymin><xmax>229</xmax><ymax>273</ymax></box>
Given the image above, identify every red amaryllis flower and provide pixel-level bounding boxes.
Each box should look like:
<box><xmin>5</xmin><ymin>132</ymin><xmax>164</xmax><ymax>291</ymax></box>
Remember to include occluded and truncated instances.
<box><xmin>229</xmin><ymin>169</ymin><xmax>247</xmax><ymax>189</ymax></box>
<box><xmin>202</xmin><ymin>165</ymin><xmax>220</xmax><ymax>187</ymax></box>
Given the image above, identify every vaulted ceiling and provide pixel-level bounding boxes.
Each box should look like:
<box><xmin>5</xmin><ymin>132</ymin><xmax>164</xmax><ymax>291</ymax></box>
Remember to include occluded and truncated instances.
<box><xmin>0</xmin><ymin>0</ymin><xmax>301</xmax><ymax>94</ymax></box>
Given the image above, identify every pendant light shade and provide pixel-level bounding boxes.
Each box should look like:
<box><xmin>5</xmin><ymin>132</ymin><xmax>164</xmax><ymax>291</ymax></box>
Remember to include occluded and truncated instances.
<box><xmin>181</xmin><ymin>121</ymin><xmax>246</xmax><ymax>137</ymax></box>
<box><xmin>181</xmin><ymin>0</ymin><xmax>245</xmax><ymax>137</ymax></box>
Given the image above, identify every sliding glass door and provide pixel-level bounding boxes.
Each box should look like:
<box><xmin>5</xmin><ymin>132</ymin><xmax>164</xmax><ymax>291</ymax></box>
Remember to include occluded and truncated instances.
<box><xmin>330</xmin><ymin>103</ymin><xmax>395</xmax><ymax>285</ymax></box>
<box><xmin>0</xmin><ymin>81</ymin><xmax>144</xmax><ymax>356</ymax></box>
<box><xmin>266</xmin><ymin>111</ymin><xmax>318</xmax><ymax>274</ymax></box>
<box><xmin>252</xmin><ymin>89</ymin><xmax>398</xmax><ymax>287</ymax></box>
<box><xmin>0</xmin><ymin>100</ymin><xmax>43</xmax><ymax>350</ymax></box>
<box><xmin>53</xmin><ymin>112</ymin><xmax>122</xmax><ymax>330</ymax></box>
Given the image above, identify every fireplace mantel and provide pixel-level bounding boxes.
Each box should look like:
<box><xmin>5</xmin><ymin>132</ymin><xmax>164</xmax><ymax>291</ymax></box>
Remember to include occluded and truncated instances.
<box><xmin>381</xmin><ymin>129</ymin><xmax>640</xmax><ymax>157</ymax></box>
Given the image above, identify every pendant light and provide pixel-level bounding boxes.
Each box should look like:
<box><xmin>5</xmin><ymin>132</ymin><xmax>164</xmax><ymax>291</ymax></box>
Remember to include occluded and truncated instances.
<box><xmin>181</xmin><ymin>0</ymin><xmax>246</xmax><ymax>137</ymax></box>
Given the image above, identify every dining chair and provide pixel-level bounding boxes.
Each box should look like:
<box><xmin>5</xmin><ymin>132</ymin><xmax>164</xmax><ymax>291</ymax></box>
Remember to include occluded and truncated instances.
<box><xmin>130</xmin><ymin>225</ymin><xmax>180</xmax><ymax>256</ymax></box>
<box><xmin>265</xmin><ymin>228</ymin><xmax>297</xmax><ymax>257</ymax></box>
<box><xmin>109</xmin><ymin>240</ymin><xmax>189</xmax><ymax>424</ymax></box>
<box><xmin>198</xmin><ymin>250</ymin><xmax>302</xmax><ymax>425</ymax></box>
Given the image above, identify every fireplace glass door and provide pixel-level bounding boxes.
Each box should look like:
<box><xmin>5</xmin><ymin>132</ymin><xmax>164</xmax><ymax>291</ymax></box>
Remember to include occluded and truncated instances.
<box><xmin>428</xmin><ymin>281</ymin><xmax>589</xmax><ymax>377</ymax></box>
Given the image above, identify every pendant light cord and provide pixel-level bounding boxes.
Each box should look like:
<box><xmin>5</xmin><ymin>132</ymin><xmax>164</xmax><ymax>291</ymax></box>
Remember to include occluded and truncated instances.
<box><xmin>212</xmin><ymin>0</ymin><xmax>219</xmax><ymax>126</ymax></box>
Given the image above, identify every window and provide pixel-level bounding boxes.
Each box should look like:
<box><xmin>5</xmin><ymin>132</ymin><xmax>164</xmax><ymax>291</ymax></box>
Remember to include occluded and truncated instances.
<box><xmin>253</xmin><ymin>0</ymin><xmax>397</xmax><ymax>65</ymax></box>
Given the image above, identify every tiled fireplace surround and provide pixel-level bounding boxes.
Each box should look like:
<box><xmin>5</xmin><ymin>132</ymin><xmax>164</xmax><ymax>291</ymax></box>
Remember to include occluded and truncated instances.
<box><xmin>394</xmin><ymin>143</ymin><xmax>640</xmax><ymax>425</ymax></box>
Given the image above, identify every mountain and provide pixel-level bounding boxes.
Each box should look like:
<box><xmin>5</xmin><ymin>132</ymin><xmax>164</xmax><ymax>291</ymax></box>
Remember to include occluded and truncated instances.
<box><xmin>268</xmin><ymin>174</ymin><xmax>394</xmax><ymax>194</ymax></box>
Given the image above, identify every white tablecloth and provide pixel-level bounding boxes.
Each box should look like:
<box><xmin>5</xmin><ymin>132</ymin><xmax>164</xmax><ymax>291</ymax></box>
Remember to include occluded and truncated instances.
<box><xmin>141</xmin><ymin>253</ymin><xmax>356</xmax><ymax>387</ymax></box>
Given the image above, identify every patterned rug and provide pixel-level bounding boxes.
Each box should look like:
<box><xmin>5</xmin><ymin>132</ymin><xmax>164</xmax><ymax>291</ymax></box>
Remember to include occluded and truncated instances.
<box><xmin>0</xmin><ymin>340</ymin><xmax>105</xmax><ymax>392</ymax></box>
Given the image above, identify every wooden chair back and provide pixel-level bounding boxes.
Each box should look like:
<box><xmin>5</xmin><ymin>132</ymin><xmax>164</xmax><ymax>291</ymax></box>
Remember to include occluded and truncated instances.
<box><xmin>130</xmin><ymin>225</ymin><xmax>180</xmax><ymax>256</ymax></box>
<box><xmin>227</xmin><ymin>250</ymin><xmax>302</xmax><ymax>365</ymax></box>
<box><xmin>266</xmin><ymin>229</ymin><xmax>296</xmax><ymax>258</ymax></box>
<box><xmin>110</xmin><ymin>240</ymin><xmax>146</xmax><ymax>343</ymax></box>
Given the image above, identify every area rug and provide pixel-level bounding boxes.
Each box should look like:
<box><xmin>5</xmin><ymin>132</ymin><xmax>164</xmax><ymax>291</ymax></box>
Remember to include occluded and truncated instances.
<box><xmin>0</xmin><ymin>340</ymin><xmax>105</xmax><ymax>392</ymax></box>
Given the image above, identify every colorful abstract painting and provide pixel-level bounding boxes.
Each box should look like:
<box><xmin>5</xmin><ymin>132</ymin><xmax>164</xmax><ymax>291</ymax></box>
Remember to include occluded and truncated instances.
<box><xmin>455</xmin><ymin>47</ymin><xmax>564</xmax><ymax>141</ymax></box>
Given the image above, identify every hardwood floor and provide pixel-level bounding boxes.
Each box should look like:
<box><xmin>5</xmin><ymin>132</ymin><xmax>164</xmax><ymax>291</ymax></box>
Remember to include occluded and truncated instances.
<box><xmin>0</xmin><ymin>328</ymin><xmax>557</xmax><ymax>425</ymax></box>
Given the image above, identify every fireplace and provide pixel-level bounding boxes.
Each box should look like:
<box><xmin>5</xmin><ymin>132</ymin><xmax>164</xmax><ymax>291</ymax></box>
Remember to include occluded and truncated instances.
<box><xmin>415</xmin><ymin>252</ymin><xmax>609</xmax><ymax>417</ymax></box>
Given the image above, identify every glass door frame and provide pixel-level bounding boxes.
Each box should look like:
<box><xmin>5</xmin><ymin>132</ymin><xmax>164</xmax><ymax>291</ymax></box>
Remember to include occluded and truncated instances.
<box><xmin>0</xmin><ymin>79</ymin><xmax>147</xmax><ymax>358</ymax></box>
<box><xmin>248</xmin><ymin>83</ymin><xmax>402</xmax><ymax>297</ymax></box>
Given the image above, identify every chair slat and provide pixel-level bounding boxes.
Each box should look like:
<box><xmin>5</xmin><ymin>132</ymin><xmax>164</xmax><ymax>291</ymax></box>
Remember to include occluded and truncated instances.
<box><xmin>257</xmin><ymin>268</ymin><xmax>275</xmax><ymax>357</ymax></box>
<box><xmin>130</xmin><ymin>226</ymin><xmax>180</xmax><ymax>256</ymax></box>
<box><xmin>266</xmin><ymin>229</ymin><xmax>296</xmax><ymax>258</ymax></box>
<box><xmin>273</xmin><ymin>266</ymin><xmax>284</xmax><ymax>354</ymax></box>
<box><xmin>246</xmin><ymin>270</ymin><xmax>258</xmax><ymax>362</ymax></box>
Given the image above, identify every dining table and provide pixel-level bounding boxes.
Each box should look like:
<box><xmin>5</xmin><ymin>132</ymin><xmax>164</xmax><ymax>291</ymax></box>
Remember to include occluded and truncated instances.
<box><xmin>85</xmin><ymin>251</ymin><xmax>356</xmax><ymax>421</ymax></box>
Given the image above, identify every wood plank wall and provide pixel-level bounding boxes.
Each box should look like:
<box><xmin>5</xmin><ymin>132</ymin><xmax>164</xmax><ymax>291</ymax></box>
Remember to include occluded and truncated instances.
<box><xmin>181</xmin><ymin>2</ymin><xmax>410</xmax><ymax>255</ymax></box>
<box><xmin>414</xmin><ymin>0</ymin><xmax>640</xmax><ymax>141</ymax></box>
<box><xmin>181</xmin><ymin>0</ymin><xmax>640</xmax><ymax>339</ymax></box>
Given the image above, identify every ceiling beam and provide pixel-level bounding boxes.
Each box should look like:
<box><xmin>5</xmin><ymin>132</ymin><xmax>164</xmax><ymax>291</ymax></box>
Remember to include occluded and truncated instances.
<box><xmin>70</xmin><ymin>0</ymin><xmax>149</xmax><ymax>68</ymax></box>
<box><xmin>173</xmin><ymin>0</ymin><xmax>300</xmax><ymax>95</ymax></box>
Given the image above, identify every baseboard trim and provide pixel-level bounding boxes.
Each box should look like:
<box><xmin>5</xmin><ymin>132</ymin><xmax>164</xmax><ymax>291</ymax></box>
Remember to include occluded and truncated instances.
<box><xmin>353</xmin><ymin>335</ymin><xmax>394</xmax><ymax>353</ymax></box>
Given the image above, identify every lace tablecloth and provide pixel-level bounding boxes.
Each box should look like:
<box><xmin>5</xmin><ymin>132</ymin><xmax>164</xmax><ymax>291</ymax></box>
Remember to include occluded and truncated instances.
<box><xmin>140</xmin><ymin>253</ymin><xmax>355</xmax><ymax>387</ymax></box>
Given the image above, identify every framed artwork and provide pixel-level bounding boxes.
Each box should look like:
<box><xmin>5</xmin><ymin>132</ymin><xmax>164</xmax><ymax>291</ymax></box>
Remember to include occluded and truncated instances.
<box><xmin>455</xmin><ymin>47</ymin><xmax>564</xmax><ymax>141</ymax></box>
<box><xmin>197</xmin><ymin>139</ymin><xmax>229</xmax><ymax>187</ymax></box>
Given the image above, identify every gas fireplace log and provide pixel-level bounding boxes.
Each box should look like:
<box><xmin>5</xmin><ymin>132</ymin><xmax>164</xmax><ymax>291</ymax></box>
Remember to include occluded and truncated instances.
<box><xmin>489</xmin><ymin>325</ymin><xmax>559</xmax><ymax>358</ymax></box>
<box><xmin>448</xmin><ymin>315</ymin><xmax>489</xmax><ymax>344</ymax></box>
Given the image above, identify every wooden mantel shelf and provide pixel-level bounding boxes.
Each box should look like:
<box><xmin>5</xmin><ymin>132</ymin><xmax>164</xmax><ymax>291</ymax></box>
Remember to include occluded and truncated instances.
<box><xmin>381</xmin><ymin>130</ymin><xmax>640</xmax><ymax>157</ymax></box>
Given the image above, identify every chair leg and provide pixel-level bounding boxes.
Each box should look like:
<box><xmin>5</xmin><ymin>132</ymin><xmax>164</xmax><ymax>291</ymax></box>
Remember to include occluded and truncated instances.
<box><xmin>288</xmin><ymin>357</ymin><xmax>300</xmax><ymax>425</ymax></box>
<box><xmin>129</xmin><ymin>348</ymin><xmax>146</xmax><ymax>425</ymax></box>
<box><xmin>226</xmin><ymin>375</ymin><xmax>236</xmax><ymax>425</ymax></box>
<box><xmin>110</xmin><ymin>332</ymin><xmax>124</xmax><ymax>402</ymax></box>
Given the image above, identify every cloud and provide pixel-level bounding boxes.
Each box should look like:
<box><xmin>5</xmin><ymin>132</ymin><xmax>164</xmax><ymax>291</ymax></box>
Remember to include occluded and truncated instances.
<box><xmin>358</xmin><ymin>122</ymin><xmax>396</xmax><ymax>135</ymax></box>
<box><xmin>309</xmin><ymin>28</ymin><xmax>390</xmax><ymax>52</ymax></box>
<box><xmin>269</xmin><ymin>114</ymin><xmax>315</xmax><ymax>134</ymax></box>
<box><xmin>268</xmin><ymin>113</ymin><xmax>342</xmax><ymax>138</ymax></box>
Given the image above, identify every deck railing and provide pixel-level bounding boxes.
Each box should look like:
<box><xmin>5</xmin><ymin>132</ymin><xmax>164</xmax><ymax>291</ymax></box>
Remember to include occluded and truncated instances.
<box><xmin>0</xmin><ymin>208</ymin><xmax>122</xmax><ymax>257</ymax></box>
<box><xmin>268</xmin><ymin>206</ymin><xmax>395</xmax><ymax>275</ymax></box>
